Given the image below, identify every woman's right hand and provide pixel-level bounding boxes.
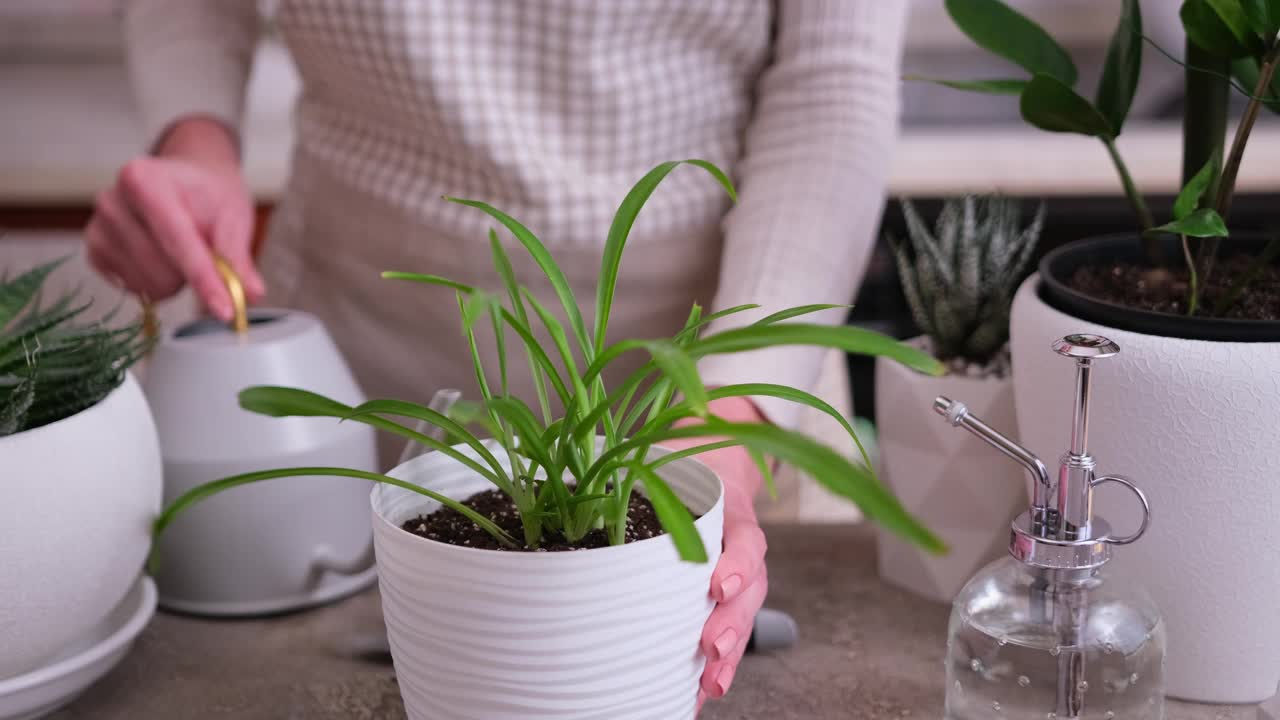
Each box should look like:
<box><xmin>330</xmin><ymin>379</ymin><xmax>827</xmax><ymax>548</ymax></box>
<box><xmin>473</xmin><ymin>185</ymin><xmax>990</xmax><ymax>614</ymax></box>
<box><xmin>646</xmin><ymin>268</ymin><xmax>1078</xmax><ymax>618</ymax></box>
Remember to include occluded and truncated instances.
<box><xmin>86</xmin><ymin>117</ymin><xmax>264</xmax><ymax>321</ymax></box>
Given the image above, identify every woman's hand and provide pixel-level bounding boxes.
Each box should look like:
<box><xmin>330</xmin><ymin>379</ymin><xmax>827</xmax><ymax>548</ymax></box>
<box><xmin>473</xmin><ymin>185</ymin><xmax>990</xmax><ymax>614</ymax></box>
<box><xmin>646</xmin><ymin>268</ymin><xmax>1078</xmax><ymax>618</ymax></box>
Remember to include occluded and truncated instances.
<box><xmin>86</xmin><ymin>117</ymin><xmax>263</xmax><ymax>320</ymax></box>
<box><xmin>659</xmin><ymin>395</ymin><xmax>769</xmax><ymax>713</ymax></box>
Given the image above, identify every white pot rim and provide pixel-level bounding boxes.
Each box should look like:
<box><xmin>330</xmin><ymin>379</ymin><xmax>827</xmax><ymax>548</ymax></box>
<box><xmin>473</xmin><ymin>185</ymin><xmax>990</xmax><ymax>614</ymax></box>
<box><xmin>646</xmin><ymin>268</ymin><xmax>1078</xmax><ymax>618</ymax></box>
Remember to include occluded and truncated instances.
<box><xmin>371</xmin><ymin>444</ymin><xmax>725</xmax><ymax>563</ymax></box>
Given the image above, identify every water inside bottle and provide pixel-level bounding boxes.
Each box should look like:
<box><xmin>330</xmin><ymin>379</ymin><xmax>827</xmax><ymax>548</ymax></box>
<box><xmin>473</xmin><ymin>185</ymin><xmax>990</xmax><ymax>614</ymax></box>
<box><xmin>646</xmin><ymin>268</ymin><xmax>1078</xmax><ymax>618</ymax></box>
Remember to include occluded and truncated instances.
<box><xmin>945</xmin><ymin>614</ymin><xmax>1164</xmax><ymax>719</ymax></box>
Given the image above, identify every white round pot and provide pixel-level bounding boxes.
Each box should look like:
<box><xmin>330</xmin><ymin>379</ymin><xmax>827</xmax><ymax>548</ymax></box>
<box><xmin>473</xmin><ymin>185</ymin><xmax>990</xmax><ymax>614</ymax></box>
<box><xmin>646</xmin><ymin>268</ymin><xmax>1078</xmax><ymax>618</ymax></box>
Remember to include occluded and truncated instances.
<box><xmin>0</xmin><ymin>373</ymin><xmax>161</xmax><ymax>679</ymax></box>
<box><xmin>372</xmin><ymin>443</ymin><xmax>725</xmax><ymax>720</ymax></box>
<box><xmin>143</xmin><ymin>309</ymin><xmax>378</xmax><ymax>615</ymax></box>
<box><xmin>1011</xmin><ymin>273</ymin><xmax>1280</xmax><ymax>703</ymax></box>
<box><xmin>874</xmin><ymin>343</ymin><xmax>1026</xmax><ymax>604</ymax></box>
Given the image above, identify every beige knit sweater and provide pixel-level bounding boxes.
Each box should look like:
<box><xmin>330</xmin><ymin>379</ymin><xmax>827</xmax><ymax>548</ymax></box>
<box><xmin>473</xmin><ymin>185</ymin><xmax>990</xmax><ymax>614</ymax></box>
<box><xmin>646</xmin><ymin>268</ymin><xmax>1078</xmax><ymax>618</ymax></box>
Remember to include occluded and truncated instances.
<box><xmin>123</xmin><ymin>1</ymin><xmax>907</xmax><ymax>480</ymax></box>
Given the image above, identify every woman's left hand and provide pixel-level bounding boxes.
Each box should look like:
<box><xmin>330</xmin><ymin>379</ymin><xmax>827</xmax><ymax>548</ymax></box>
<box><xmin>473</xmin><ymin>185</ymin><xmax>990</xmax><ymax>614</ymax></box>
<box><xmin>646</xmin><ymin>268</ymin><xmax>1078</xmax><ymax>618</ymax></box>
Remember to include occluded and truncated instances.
<box><xmin>659</xmin><ymin>396</ymin><xmax>769</xmax><ymax>713</ymax></box>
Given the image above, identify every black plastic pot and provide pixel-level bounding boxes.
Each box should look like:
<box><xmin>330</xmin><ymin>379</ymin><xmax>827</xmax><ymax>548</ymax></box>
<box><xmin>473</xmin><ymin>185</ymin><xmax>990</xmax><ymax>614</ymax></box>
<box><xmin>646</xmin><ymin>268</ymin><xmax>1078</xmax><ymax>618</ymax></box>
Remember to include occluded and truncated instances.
<box><xmin>1038</xmin><ymin>233</ymin><xmax>1280</xmax><ymax>342</ymax></box>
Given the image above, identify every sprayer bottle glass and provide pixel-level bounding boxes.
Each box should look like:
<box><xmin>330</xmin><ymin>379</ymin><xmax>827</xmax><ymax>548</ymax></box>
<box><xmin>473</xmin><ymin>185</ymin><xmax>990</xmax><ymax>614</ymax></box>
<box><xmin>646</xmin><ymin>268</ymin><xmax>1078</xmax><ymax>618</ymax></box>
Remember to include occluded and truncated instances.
<box><xmin>936</xmin><ymin>334</ymin><xmax>1165</xmax><ymax>720</ymax></box>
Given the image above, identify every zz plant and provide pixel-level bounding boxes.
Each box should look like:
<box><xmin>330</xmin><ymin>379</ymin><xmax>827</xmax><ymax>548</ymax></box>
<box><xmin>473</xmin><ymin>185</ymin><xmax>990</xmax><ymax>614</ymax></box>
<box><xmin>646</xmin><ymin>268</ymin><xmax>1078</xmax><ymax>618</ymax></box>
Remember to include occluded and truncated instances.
<box><xmin>155</xmin><ymin>160</ymin><xmax>946</xmax><ymax>562</ymax></box>
<box><xmin>1</xmin><ymin>258</ymin><xmax>150</xmax><ymax>436</ymax></box>
<box><xmin>890</xmin><ymin>195</ymin><xmax>1044</xmax><ymax>366</ymax></box>
<box><xmin>922</xmin><ymin>0</ymin><xmax>1280</xmax><ymax>316</ymax></box>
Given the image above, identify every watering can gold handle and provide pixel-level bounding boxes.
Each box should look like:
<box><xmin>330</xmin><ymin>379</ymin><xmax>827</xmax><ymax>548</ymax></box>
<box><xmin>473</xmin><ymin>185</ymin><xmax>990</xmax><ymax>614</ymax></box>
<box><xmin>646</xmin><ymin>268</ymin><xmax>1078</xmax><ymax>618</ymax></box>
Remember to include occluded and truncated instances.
<box><xmin>140</xmin><ymin>253</ymin><xmax>248</xmax><ymax>341</ymax></box>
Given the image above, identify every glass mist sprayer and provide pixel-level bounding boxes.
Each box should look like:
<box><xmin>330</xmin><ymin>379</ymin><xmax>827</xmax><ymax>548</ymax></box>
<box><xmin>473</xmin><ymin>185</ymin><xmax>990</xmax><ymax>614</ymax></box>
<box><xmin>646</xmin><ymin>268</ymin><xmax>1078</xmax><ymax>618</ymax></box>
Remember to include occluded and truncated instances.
<box><xmin>934</xmin><ymin>334</ymin><xmax>1166</xmax><ymax>720</ymax></box>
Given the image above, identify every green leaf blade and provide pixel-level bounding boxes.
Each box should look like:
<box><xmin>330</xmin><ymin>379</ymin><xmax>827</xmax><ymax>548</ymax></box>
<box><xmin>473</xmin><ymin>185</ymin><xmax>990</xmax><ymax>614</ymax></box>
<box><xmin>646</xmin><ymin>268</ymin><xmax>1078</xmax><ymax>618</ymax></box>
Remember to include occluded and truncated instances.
<box><xmin>908</xmin><ymin>76</ymin><xmax>1029</xmax><ymax>95</ymax></box>
<box><xmin>619</xmin><ymin>462</ymin><xmax>707</xmax><ymax>563</ymax></box>
<box><xmin>1020</xmin><ymin>74</ymin><xmax>1115</xmax><ymax>137</ymax></box>
<box><xmin>944</xmin><ymin>0</ymin><xmax>1078</xmax><ymax>85</ymax></box>
<box><xmin>691</xmin><ymin>323</ymin><xmax>945</xmax><ymax>377</ymax></box>
<box><xmin>1095</xmin><ymin>0</ymin><xmax>1143</xmax><ymax>136</ymax></box>
<box><xmin>1173</xmin><ymin>150</ymin><xmax>1220</xmax><ymax>220</ymax></box>
<box><xmin>1149</xmin><ymin>208</ymin><xmax>1230</xmax><ymax>237</ymax></box>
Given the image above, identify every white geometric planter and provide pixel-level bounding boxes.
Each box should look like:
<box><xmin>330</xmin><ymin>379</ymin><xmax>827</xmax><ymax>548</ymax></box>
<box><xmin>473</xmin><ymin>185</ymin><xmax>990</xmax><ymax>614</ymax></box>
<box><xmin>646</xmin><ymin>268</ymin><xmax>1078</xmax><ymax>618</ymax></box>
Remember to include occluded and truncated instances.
<box><xmin>0</xmin><ymin>373</ymin><xmax>162</xmax><ymax>679</ymax></box>
<box><xmin>371</xmin><ymin>442</ymin><xmax>724</xmax><ymax>720</ymax></box>
<box><xmin>1011</xmin><ymin>274</ymin><xmax>1280</xmax><ymax>703</ymax></box>
<box><xmin>874</xmin><ymin>342</ymin><xmax>1027</xmax><ymax>604</ymax></box>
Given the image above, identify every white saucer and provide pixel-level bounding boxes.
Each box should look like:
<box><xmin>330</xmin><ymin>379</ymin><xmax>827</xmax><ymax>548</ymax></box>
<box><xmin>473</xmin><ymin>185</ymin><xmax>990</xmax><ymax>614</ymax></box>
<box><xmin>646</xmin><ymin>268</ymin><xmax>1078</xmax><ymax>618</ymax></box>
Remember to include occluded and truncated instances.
<box><xmin>0</xmin><ymin>577</ymin><xmax>157</xmax><ymax>720</ymax></box>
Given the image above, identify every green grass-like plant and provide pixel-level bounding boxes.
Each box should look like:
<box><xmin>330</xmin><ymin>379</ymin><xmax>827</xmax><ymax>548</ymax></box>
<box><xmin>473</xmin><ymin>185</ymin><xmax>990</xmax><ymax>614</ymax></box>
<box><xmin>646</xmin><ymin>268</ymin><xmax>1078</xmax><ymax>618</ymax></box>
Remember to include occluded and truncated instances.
<box><xmin>154</xmin><ymin>160</ymin><xmax>947</xmax><ymax>562</ymax></box>
<box><xmin>0</xmin><ymin>258</ymin><xmax>150</xmax><ymax>437</ymax></box>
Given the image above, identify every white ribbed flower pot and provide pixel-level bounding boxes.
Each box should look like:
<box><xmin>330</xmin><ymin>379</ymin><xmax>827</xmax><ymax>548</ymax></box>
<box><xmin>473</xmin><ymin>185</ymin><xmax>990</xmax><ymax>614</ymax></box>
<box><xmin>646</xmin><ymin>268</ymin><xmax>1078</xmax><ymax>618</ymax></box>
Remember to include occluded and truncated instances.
<box><xmin>874</xmin><ymin>342</ymin><xmax>1026</xmax><ymax>604</ymax></box>
<box><xmin>1011</xmin><ymin>274</ymin><xmax>1280</xmax><ymax>703</ymax></box>
<box><xmin>0</xmin><ymin>373</ymin><xmax>162</xmax><ymax>679</ymax></box>
<box><xmin>371</xmin><ymin>443</ymin><xmax>724</xmax><ymax>720</ymax></box>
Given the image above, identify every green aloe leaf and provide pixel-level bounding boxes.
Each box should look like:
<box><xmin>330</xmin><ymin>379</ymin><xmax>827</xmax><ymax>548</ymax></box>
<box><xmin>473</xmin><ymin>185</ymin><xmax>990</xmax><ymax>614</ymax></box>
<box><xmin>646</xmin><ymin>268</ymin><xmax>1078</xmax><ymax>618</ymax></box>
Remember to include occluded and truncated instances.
<box><xmin>944</xmin><ymin>0</ymin><xmax>1078</xmax><ymax>85</ymax></box>
<box><xmin>690</xmin><ymin>322</ymin><xmax>944</xmax><ymax>377</ymax></box>
<box><xmin>152</xmin><ymin>466</ymin><xmax>518</xmax><ymax>561</ymax></box>
<box><xmin>1173</xmin><ymin>151</ymin><xmax>1220</xmax><ymax>220</ymax></box>
<box><xmin>595</xmin><ymin>160</ymin><xmax>735</xmax><ymax>356</ymax></box>
<box><xmin>1096</xmin><ymin>0</ymin><xmax>1143</xmax><ymax>136</ymax></box>
<box><xmin>1020</xmin><ymin>74</ymin><xmax>1115</xmax><ymax>137</ymax></box>
<box><xmin>0</xmin><ymin>258</ymin><xmax>67</xmax><ymax>330</ymax></box>
<box><xmin>597</xmin><ymin>422</ymin><xmax>946</xmax><ymax>554</ymax></box>
<box><xmin>908</xmin><ymin>76</ymin><xmax>1029</xmax><ymax>95</ymax></box>
<box><xmin>1149</xmin><ymin>208</ymin><xmax>1230</xmax><ymax>237</ymax></box>
<box><xmin>612</xmin><ymin>461</ymin><xmax>707</xmax><ymax>562</ymax></box>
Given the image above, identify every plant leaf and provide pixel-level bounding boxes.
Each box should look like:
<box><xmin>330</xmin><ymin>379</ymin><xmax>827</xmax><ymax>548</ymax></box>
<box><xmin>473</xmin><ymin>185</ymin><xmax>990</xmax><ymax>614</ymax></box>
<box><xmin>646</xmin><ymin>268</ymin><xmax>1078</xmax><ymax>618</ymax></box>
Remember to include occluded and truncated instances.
<box><xmin>1149</xmin><ymin>208</ymin><xmax>1230</xmax><ymax>237</ymax></box>
<box><xmin>1240</xmin><ymin>0</ymin><xmax>1280</xmax><ymax>33</ymax></box>
<box><xmin>944</xmin><ymin>0</ymin><xmax>1078</xmax><ymax>85</ymax></box>
<box><xmin>1173</xmin><ymin>150</ymin><xmax>1220</xmax><ymax>220</ymax></box>
<box><xmin>598</xmin><ymin>422</ymin><xmax>946</xmax><ymax>554</ymax></box>
<box><xmin>612</xmin><ymin>461</ymin><xmax>706</xmax><ymax>562</ymax></box>
<box><xmin>639</xmin><ymin>340</ymin><xmax>708</xmax><ymax>418</ymax></box>
<box><xmin>690</xmin><ymin>322</ymin><xmax>944</xmax><ymax>377</ymax></box>
<box><xmin>1232</xmin><ymin>56</ymin><xmax>1280</xmax><ymax>113</ymax></box>
<box><xmin>0</xmin><ymin>258</ymin><xmax>67</xmax><ymax>331</ymax></box>
<box><xmin>595</xmin><ymin>160</ymin><xmax>735</xmax><ymax>356</ymax></box>
<box><xmin>1182</xmin><ymin>0</ymin><xmax>1260</xmax><ymax>57</ymax></box>
<box><xmin>444</xmin><ymin>197</ymin><xmax>593</xmax><ymax>359</ymax></box>
<box><xmin>908</xmin><ymin>76</ymin><xmax>1029</xmax><ymax>94</ymax></box>
<box><xmin>1096</xmin><ymin>0</ymin><xmax>1143</xmax><ymax>136</ymax></box>
<box><xmin>151</xmin><ymin>466</ymin><xmax>518</xmax><ymax>563</ymax></box>
<box><xmin>752</xmin><ymin>304</ymin><xmax>851</xmax><ymax>326</ymax></box>
<box><xmin>1020</xmin><ymin>74</ymin><xmax>1115</xmax><ymax>137</ymax></box>
<box><xmin>1207</xmin><ymin>0</ymin><xmax>1267</xmax><ymax>52</ymax></box>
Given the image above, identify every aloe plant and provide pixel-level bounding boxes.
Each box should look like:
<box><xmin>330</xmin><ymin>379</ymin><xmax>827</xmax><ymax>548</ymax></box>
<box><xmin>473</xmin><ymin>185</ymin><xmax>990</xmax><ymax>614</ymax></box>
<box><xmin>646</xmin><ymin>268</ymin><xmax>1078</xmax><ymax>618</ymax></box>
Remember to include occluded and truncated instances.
<box><xmin>890</xmin><ymin>196</ymin><xmax>1044</xmax><ymax>366</ymax></box>
<box><xmin>919</xmin><ymin>0</ymin><xmax>1280</xmax><ymax>316</ymax></box>
<box><xmin>0</xmin><ymin>258</ymin><xmax>150</xmax><ymax>436</ymax></box>
<box><xmin>155</xmin><ymin>160</ymin><xmax>947</xmax><ymax>562</ymax></box>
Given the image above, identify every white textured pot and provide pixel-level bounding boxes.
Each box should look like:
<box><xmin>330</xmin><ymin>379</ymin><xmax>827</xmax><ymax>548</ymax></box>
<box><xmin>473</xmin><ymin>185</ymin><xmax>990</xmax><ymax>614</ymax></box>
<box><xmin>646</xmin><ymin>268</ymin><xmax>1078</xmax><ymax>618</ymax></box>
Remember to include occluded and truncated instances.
<box><xmin>143</xmin><ymin>310</ymin><xmax>378</xmax><ymax>615</ymax></box>
<box><xmin>372</xmin><ymin>442</ymin><xmax>725</xmax><ymax>720</ymax></box>
<box><xmin>874</xmin><ymin>343</ymin><xmax>1026</xmax><ymax>604</ymax></box>
<box><xmin>1011</xmin><ymin>273</ymin><xmax>1280</xmax><ymax>703</ymax></box>
<box><xmin>0</xmin><ymin>373</ymin><xmax>161</xmax><ymax>679</ymax></box>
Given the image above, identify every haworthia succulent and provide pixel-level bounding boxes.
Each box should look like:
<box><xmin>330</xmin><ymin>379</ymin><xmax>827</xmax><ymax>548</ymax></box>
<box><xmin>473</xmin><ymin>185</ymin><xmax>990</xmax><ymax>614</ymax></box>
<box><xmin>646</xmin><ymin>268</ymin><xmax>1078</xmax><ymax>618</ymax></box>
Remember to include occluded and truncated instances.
<box><xmin>889</xmin><ymin>196</ymin><xmax>1045</xmax><ymax>366</ymax></box>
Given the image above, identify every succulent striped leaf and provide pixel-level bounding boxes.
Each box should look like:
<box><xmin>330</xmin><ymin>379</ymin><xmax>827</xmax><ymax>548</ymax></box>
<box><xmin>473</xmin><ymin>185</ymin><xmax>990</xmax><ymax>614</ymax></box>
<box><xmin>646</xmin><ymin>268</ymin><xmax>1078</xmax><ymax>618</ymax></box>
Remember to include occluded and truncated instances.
<box><xmin>889</xmin><ymin>196</ymin><xmax>1045</xmax><ymax>366</ymax></box>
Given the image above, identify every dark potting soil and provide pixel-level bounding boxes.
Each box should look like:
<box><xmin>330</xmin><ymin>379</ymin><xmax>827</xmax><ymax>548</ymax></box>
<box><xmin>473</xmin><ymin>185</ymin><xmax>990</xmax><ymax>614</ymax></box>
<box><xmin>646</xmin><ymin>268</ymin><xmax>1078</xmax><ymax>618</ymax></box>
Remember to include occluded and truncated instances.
<box><xmin>1067</xmin><ymin>255</ymin><xmax>1280</xmax><ymax>320</ymax></box>
<box><xmin>400</xmin><ymin>489</ymin><xmax>673</xmax><ymax>552</ymax></box>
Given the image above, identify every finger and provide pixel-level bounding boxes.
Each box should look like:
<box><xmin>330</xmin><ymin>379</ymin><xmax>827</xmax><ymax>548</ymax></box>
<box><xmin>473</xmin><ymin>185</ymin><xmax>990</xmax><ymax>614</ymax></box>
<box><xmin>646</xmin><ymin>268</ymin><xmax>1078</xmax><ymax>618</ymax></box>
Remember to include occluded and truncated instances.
<box><xmin>711</xmin><ymin>517</ymin><xmax>767</xmax><ymax>603</ymax></box>
<box><xmin>94</xmin><ymin>189</ymin><xmax>184</xmax><ymax>299</ymax></box>
<box><xmin>701</xmin><ymin>572</ymin><xmax>768</xmax><ymax>661</ymax></box>
<box><xmin>118</xmin><ymin>158</ymin><xmax>232</xmax><ymax>320</ymax></box>
<box><xmin>210</xmin><ymin>202</ymin><xmax>266</xmax><ymax>302</ymax></box>
<box><xmin>85</xmin><ymin>221</ymin><xmax>131</xmax><ymax>291</ymax></box>
<box><xmin>700</xmin><ymin>579</ymin><xmax>767</xmax><ymax>699</ymax></box>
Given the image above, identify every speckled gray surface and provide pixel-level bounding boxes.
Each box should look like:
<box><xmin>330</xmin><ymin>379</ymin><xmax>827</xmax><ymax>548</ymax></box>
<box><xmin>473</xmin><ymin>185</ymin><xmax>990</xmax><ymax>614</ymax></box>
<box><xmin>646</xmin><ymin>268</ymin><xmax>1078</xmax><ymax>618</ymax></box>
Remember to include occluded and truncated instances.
<box><xmin>50</xmin><ymin>525</ymin><xmax>1268</xmax><ymax>719</ymax></box>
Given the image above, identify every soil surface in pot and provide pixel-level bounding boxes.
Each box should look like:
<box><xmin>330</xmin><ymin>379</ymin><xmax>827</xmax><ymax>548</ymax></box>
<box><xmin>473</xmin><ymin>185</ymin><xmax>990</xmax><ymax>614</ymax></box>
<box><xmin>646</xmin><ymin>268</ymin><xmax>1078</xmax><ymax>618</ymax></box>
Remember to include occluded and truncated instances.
<box><xmin>401</xmin><ymin>489</ymin><xmax>682</xmax><ymax>552</ymax></box>
<box><xmin>1068</xmin><ymin>255</ymin><xmax>1280</xmax><ymax>320</ymax></box>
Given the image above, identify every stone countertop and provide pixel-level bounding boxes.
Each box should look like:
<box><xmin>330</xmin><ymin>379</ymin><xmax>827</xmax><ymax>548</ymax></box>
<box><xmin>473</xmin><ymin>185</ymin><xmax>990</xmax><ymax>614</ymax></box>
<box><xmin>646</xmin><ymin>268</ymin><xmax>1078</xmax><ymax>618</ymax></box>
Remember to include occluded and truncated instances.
<box><xmin>51</xmin><ymin>525</ymin><xmax>1270</xmax><ymax>720</ymax></box>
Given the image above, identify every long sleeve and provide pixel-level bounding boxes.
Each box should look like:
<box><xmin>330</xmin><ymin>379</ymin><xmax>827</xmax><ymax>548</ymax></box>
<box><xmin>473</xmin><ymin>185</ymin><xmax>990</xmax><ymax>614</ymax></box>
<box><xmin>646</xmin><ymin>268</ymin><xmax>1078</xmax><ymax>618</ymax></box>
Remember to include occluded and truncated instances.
<box><xmin>122</xmin><ymin>1</ymin><xmax>261</xmax><ymax>147</ymax></box>
<box><xmin>698</xmin><ymin>0</ymin><xmax>910</xmax><ymax>429</ymax></box>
